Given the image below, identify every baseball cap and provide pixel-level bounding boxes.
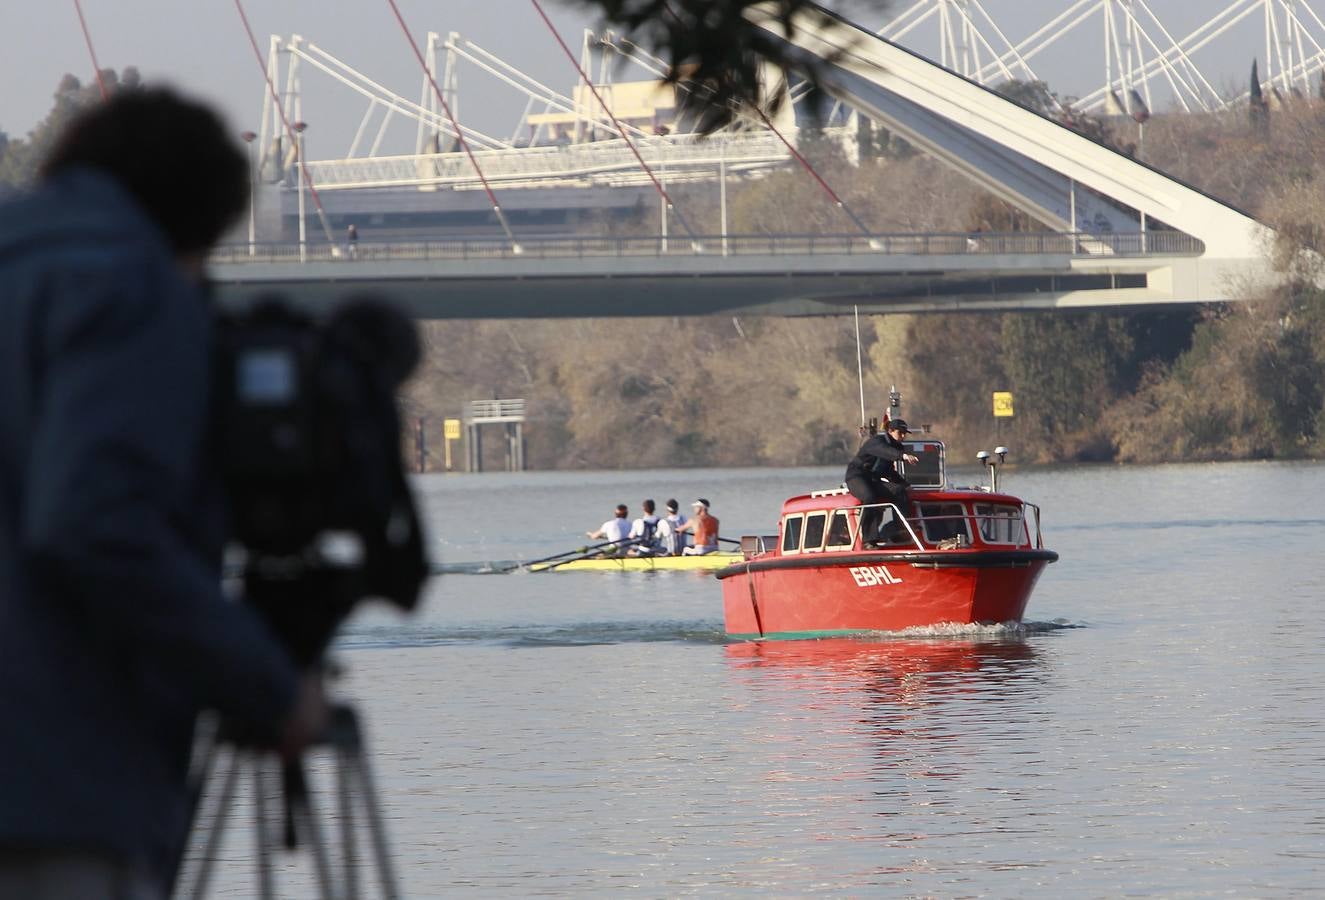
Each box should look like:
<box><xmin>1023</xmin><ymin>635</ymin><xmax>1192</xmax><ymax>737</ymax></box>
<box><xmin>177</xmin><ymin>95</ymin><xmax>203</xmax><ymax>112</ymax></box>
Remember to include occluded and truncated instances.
<box><xmin>666</xmin><ymin>499</ymin><xmax>679</xmax><ymax>512</ymax></box>
<box><xmin>888</xmin><ymin>419</ymin><xmax>910</xmax><ymax>434</ymax></box>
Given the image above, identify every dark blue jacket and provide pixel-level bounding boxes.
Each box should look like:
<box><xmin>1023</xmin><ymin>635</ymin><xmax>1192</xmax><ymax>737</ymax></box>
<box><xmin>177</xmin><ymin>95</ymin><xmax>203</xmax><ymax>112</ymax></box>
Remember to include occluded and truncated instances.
<box><xmin>845</xmin><ymin>433</ymin><xmax>909</xmax><ymax>485</ymax></box>
<box><xmin>0</xmin><ymin>170</ymin><xmax>297</xmax><ymax>875</ymax></box>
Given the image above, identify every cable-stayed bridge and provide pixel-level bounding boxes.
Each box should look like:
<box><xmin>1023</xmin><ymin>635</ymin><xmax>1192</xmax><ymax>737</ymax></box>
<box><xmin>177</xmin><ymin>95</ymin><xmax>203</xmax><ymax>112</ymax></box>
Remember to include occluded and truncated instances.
<box><xmin>213</xmin><ymin>1</ymin><xmax>1282</xmax><ymax>318</ymax></box>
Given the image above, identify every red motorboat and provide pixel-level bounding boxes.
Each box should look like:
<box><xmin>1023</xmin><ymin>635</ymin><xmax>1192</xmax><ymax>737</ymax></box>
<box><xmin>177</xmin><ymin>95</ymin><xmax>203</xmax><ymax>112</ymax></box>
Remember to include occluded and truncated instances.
<box><xmin>716</xmin><ymin>431</ymin><xmax>1057</xmax><ymax>640</ymax></box>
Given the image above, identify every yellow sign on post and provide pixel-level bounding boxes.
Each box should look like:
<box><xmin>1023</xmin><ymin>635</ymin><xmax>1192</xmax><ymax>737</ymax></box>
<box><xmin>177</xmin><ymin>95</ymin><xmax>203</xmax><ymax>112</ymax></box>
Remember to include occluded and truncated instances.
<box><xmin>992</xmin><ymin>392</ymin><xmax>1015</xmax><ymax>418</ymax></box>
<box><xmin>443</xmin><ymin>418</ymin><xmax>461</xmax><ymax>471</ymax></box>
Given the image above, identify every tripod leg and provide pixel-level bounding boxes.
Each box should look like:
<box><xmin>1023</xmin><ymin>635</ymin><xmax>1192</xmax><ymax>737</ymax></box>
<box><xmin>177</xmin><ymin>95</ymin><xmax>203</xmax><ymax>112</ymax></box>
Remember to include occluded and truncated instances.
<box><xmin>284</xmin><ymin>760</ymin><xmax>339</xmax><ymax>900</ymax></box>
<box><xmin>336</xmin><ymin>740</ymin><xmax>359</xmax><ymax>900</ymax></box>
<box><xmin>254</xmin><ymin>755</ymin><xmax>276</xmax><ymax>900</ymax></box>
<box><xmin>339</xmin><ymin>713</ymin><xmax>402</xmax><ymax>900</ymax></box>
<box><xmin>186</xmin><ymin>744</ymin><xmax>242</xmax><ymax>899</ymax></box>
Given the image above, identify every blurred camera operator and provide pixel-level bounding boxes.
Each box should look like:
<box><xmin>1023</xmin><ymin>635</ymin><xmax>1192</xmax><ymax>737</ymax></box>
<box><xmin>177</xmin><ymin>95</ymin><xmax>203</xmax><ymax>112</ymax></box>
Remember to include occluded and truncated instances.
<box><xmin>0</xmin><ymin>88</ymin><xmax>324</xmax><ymax>898</ymax></box>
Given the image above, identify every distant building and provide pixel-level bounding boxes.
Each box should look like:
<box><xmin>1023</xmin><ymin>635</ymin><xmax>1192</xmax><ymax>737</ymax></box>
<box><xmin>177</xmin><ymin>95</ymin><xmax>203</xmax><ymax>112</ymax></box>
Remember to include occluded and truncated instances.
<box><xmin>525</xmin><ymin>79</ymin><xmax>681</xmax><ymax>144</ymax></box>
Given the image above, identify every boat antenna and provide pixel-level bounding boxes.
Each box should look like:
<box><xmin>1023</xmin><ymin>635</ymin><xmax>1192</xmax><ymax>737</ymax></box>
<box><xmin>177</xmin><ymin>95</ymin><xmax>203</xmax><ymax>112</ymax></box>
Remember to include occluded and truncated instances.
<box><xmin>854</xmin><ymin>305</ymin><xmax>866</xmax><ymax>427</ymax></box>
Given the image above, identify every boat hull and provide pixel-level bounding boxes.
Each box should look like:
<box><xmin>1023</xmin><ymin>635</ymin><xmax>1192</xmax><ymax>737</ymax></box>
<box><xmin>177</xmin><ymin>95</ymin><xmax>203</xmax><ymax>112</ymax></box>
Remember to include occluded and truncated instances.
<box><xmin>718</xmin><ymin>550</ymin><xmax>1054</xmax><ymax>639</ymax></box>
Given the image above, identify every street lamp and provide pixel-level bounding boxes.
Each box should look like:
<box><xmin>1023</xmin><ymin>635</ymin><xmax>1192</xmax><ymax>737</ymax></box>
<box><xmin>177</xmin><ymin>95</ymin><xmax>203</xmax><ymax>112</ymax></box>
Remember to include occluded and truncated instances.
<box><xmin>293</xmin><ymin>121</ymin><xmax>308</xmax><ymax>263</ymax></box>
<box><xmin>239</xmin><ymin>130</ymin><xmax>257</xmax><ymax>257</ymax></box>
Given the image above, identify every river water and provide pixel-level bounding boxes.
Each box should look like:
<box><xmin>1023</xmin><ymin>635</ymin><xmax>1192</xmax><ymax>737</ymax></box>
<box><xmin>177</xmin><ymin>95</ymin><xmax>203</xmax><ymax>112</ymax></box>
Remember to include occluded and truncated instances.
<box><xmin>200</xmin><ymin>462</ymin><xmax>1325</xmax><ymax>897</ymax></box>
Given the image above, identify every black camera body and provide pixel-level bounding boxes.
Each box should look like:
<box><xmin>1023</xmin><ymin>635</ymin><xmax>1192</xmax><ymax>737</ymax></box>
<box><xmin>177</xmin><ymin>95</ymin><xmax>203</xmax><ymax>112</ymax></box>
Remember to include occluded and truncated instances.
<box><xmin>213</xmin><ymin>296</ymin><xmax>428</xmax><ymax>665</ymax></box>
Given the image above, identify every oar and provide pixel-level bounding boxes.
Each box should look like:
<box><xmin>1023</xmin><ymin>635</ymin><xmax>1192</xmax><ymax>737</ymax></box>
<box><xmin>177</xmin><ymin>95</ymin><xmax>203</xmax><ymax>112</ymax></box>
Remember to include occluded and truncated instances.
<box><xmin>430</xmin><ymin>559</ymin><xmax>521</xmax><ymax>575</ymax></box>
<box><xmin>500</xmin><ymin>538</ymin><xmax>632</xmax><ymax>574</ymax></box>
<box><xmin>535</xmin><ymin>538</ymin><xmax>642</xmax><ymax>572</ymax></box>
<box><xmin>717</xmin><ymin>537</ymin><xmax>742</xmax><ymax>547</ymax></box>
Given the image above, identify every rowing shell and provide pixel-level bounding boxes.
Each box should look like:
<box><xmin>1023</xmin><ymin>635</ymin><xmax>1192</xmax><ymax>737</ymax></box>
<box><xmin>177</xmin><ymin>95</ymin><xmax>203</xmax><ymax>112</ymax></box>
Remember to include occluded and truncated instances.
<box><xmin>528</xmin><ymin>552</ymin><xmax>741</xmax><ymax>572</ymax></box>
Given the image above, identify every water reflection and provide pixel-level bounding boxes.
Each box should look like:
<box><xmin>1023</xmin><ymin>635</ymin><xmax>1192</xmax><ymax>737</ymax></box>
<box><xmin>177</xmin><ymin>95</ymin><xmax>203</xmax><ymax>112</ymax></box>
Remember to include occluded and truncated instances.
<box><xmin>725</xmin><ymin>636</ymin><xmax>1044</xmax><ymax>741</ymax></box>
<box><xmin>723</xmin><ymin>636</ymin><xmax>1051</xmax><ymax>863</ymax></box>
<box><xmin>725</xmin><ymin>635</ymin><xmax>1039</xmax><ymax>684</ymax></box>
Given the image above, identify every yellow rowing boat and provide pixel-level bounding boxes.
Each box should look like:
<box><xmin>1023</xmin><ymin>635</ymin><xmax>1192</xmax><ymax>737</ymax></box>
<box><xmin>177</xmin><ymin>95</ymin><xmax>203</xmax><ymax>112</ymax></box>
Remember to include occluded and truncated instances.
<box><xmin>527</xmin><ymin>552</ymin><xmax>742</xmax><ymax>572</ymax></box>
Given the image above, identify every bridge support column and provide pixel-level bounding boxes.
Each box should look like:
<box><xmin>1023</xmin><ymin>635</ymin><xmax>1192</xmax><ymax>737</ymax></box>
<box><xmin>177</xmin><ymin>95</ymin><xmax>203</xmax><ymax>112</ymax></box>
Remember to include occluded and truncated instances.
<box><xmin>465</xmin><ymin>423</ymin><xmax>482</xmax><ymax>473</ymax></box>
<box><xmin>505</xmin><ymin>422</ymin><xmax>525</xmax><ymax>472</ymax></box>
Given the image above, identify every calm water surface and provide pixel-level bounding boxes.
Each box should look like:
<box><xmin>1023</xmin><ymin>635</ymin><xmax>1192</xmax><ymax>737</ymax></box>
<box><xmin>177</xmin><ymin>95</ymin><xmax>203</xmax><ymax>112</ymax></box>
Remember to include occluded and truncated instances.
<box><xmin>203</xmin><ymin>462</ymin><xmax>1325</xmax><ymax>897</ymax></box>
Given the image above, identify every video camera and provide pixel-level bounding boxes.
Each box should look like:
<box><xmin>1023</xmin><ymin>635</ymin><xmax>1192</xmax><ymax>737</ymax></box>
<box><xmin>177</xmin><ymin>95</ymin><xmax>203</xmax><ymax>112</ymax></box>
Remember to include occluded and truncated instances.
<box><xmin>212</xmin><ymin>296</ymin><xmax>429</xmax><ymax>666</ymax></box>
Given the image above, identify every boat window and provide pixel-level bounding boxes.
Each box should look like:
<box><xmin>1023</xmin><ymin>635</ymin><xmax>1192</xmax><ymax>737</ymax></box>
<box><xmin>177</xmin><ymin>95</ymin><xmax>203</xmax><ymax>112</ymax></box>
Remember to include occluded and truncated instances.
<box><xmin>825</xmin><ymin>509</ymin><xmax>854</xmax><ymax>550</ymax></box>
<box><xmin>901</xmin><ymin>440</ymin><xmax>945</xmax><ymax>489</ymax></box>
<box><xmin>781</xmin><ymin>515</ymin><xmax>804</xmax><ymax>554</ymax></box>
<box><xmin>802</xmin><ymin>512</ymin><xmax>827</xmax><ymax>552</ymax></box>
<box><xmin>974</xmin><ymin>503</ymin><xmax>1023</xmax><ymax>544</ymax></box>
<box><xmin>916</xmin><ymin>502</ymin><xmax>971</xmax><ymax>544</ymax></box>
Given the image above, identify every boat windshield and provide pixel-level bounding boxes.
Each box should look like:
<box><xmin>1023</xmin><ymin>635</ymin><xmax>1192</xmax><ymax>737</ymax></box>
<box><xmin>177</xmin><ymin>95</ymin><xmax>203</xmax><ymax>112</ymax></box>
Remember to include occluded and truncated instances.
<box><xmin>901</xmin><ymin>440</ymin><xmax>945</xmax><ymax>490</ymax></box>
<box><xmin>803</xmin><ymin>512</ymin><xmax>827</xmax><ymax>551</ymax></box>
<box><xmin>916</xmin><ymin>502</ymin><xmax>970</xmax><ymax>544</ymax></box>
<box><xmin>825</xmin><ymin>510</ymin><xmax>854</xmax><ymax>549</ymax></box>
<box><xmin>973</xmin><ymin>503</ymin><xmax>1024</xmax><ymax>544</ymax></box>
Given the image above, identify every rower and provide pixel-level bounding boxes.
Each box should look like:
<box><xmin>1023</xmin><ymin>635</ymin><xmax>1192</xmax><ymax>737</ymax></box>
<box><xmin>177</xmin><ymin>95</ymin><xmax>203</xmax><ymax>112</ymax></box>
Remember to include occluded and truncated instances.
<box><xmin>628</xmin><ymin>499</ymin><xmax>662</xmax><ymax>555</ymax></box>
<box><xmin>678</xmin><ymin>499</ymin><xmax>721</xmax><ymax>555</ymax></box>
<box><xmin>587</xmin><ymin>504</ymin><xmax>632</xmax><ymax>555</ymax></box>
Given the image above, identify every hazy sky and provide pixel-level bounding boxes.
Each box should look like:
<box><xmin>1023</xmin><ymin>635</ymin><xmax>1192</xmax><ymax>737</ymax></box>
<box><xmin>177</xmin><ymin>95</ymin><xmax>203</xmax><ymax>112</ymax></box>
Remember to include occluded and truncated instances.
<box><xmin>0</xmin><ymin>1</ymin><xmax>1290</xmax><ymax>154</ymax></box>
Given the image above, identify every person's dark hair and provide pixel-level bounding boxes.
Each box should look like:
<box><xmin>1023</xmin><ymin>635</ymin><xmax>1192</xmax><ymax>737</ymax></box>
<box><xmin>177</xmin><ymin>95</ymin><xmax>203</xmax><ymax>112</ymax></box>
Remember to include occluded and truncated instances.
<box><xmin>40</xmin><ymin>87</ymin><xmax>248</xmax><ymax>255</ymax></box>
<box><xmin>642</xmin><ymin>499</ymin><xmax>655</xmax><ymax>514</ymax></box>
<box><xmin>615</xmin><ymin>504</ymin><xmax>628</xmax><ymax>517</ymax></box>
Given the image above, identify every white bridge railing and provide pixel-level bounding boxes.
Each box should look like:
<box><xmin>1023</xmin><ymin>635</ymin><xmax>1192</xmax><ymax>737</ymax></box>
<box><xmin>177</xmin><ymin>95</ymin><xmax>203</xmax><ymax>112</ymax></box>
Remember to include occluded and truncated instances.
<box><xmin>212</xmin><ymin>231</ymin><xmax>1206</xmax><ymax>265</ymax></box>
<box><xmin>297</xmin><ymin>128</ymin><xmax>847</xmax><ymax>192</ymax></box>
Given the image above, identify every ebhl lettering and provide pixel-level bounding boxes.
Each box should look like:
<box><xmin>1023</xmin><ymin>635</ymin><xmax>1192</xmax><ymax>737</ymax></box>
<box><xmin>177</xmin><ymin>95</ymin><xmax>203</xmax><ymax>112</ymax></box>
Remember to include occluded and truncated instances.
<box><xmin>849</xmin><ymin>565</ymin><xmax>903</xmax><ymax>587</ymax></box>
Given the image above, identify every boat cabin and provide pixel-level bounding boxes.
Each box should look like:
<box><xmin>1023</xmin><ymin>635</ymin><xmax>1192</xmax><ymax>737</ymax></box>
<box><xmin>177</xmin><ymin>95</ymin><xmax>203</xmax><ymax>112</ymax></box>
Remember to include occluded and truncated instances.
<box><xmin>748</xmin><ymin>439</ymin><xmax>1046</xmax><ymax>557</ymax></box>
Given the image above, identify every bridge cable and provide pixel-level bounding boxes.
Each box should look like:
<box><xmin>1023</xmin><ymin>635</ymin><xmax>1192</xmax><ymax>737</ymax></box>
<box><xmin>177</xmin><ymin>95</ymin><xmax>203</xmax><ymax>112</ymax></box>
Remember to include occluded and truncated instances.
<box><xmin>751</xmin><ymin>106</ymin><xmax>875</xmax><ymax>240</ymax></box>
<box><xmin>667</xmin><ymin>2</ymin><xmax>874</xmax><ymax>239</ymax></box>
<box><xmin>71</xmin><ymin>0</ymin><xmax>109</xmax><ymax>100</ymax></box>
<box><xmin>384</xmin><ymin>0</ymin><xmax>521</xmax><ymax>252</ymax></box>
<box><xmin>654</xmin><ymin>1</ymin><xmax>879</xmax><ymax>241</ymax></box>
<box><xmin>232</xmin><ymin>0</ymin><xmax>340</xmax><ymax>253</ymax></box>
<box><xmin>530</xmin><ymin>0</ymin><xmax>703</xmax><ymax>248</ymax></box>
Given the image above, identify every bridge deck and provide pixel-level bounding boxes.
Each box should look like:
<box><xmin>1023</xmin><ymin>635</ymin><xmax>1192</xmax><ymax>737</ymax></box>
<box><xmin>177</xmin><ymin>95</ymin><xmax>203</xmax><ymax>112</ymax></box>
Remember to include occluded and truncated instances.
<box><xmin>210</xmin><ymin>230</ymin><xmax>1209</xmax><ymax>319</ymax></box>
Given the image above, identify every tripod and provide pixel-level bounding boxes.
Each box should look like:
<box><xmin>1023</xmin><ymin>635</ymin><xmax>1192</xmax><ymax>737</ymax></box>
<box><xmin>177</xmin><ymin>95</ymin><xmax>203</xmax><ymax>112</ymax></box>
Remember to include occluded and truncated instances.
<box><xmin>176</xmin><ymin>702</ymin><xmax>401</xmax><ymax>899</ymax></box>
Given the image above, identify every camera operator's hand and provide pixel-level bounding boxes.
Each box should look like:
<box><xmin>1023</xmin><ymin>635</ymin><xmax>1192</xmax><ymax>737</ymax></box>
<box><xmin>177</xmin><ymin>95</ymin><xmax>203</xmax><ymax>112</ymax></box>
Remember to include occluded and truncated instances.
<box><xmin>904</xmin><ymin>454</ymin><xmax>919</xmax><ymax>465</ymax></box>
<box><xmin>277</xmin><ymin>671</ymin><xmax>330</xmax><ymax>762</ymax></box>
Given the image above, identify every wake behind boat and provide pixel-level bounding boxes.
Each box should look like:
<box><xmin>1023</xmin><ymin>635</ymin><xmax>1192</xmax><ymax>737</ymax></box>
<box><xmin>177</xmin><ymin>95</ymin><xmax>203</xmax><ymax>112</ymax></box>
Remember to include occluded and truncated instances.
<box><xmin>717</xmin><ymin>405</ymin><xmax>1057</xmax><ymax>640</ymax></box>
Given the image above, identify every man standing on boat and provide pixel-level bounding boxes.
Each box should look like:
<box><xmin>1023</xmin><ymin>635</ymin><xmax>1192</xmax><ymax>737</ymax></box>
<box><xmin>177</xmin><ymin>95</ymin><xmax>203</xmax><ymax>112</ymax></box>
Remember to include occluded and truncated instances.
<box><xmin>846</xmin><ymin>419</ymin><xmax>919</xmax><ymax>548</ymax></box>
<box><xmin>588</xmin><ymin>504</ymin><xmax>633</xmax><ymax>554</ymax></box>
<box><xmin>678</xmin><ymin>499</ymin><xmax>721</xmax><ymax>555</ymax></box>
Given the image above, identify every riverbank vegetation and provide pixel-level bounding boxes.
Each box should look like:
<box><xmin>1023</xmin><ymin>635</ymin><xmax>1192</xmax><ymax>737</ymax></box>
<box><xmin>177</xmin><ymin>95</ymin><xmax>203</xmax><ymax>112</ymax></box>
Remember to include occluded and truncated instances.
<box><xmin>6</xmin><ymin>72</ymin><xmax>1325</xmax><ymax>469</ymax></box>
<box><xmin>409</xmin><ymin>99</ymin><xmax>1325</xmax><ymax>470</ymax></box>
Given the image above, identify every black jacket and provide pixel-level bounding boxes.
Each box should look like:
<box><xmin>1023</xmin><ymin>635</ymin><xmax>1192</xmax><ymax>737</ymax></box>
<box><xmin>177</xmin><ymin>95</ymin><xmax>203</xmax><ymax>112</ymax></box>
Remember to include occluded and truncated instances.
<box><xmin>845</xmin><ymin>433</ymin><xmax>909</xmax><ymax>485</ymax></box>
